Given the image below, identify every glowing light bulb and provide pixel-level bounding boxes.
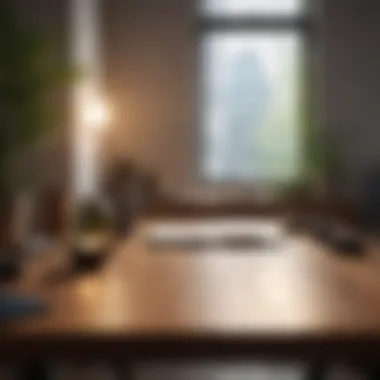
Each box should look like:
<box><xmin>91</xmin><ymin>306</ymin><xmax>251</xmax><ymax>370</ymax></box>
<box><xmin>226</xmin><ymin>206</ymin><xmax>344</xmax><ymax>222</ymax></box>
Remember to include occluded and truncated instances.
<box><xmin>83</xmin><ymin>95</ymin><xmax>111</xmax><ymax>130</ymax></box>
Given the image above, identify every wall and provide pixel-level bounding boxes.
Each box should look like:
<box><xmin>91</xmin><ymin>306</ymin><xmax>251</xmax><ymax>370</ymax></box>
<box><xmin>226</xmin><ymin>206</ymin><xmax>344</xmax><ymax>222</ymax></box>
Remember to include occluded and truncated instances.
<box><xmin>102</xmin><ymin>0</ymin><xmax>195</xmax><ymax>196</ymax></box>
<box><xmin>9</xmin><ymin>0</ymin><xmax>380</xmax><ymax>200</ymax></box>
<box><xmin>102</xmin><ymin>0</ymin><xmax>380</xmax><ymax>201</ymax></box>
<box><xmin>322</xmin><ymin>0</ymin><xmax>380</xmax><ymax>199</ymax></box>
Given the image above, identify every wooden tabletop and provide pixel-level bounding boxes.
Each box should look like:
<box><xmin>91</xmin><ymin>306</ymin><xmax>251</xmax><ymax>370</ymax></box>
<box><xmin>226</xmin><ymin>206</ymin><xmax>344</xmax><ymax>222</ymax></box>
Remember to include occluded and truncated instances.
<box><xmin>2</xmin><ymin>218</ymin><xmax>380</xmax><ymax>361</ymax></box>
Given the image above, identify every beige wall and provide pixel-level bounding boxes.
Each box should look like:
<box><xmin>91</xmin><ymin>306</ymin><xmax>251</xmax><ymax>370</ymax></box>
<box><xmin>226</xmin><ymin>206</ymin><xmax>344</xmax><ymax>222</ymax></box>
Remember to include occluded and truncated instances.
<box><xmin>102</xmin><ymin>0</ymin><xmax>195</xmax><ymax>195</ymax></box>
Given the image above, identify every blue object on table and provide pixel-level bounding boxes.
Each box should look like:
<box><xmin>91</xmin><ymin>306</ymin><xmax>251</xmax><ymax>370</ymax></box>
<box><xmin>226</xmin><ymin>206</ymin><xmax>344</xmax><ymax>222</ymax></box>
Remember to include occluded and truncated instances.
<box><xmin>0</xmin><ymin>291</ymin><xmax>47</xmax><ymax>321</ymax></box>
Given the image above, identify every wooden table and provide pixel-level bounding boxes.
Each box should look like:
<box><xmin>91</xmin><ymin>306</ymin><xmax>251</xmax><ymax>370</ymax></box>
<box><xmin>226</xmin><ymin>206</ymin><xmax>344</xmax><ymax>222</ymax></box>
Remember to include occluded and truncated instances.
<box><xmin>147</xmin><ymin>198</ymin><xmax>357</xmax><ymax>224</ymax></box>
<box><xmin>1</xmin><ymin>218</ymin><xmax>380</xmax><ymax>365</ymax></box>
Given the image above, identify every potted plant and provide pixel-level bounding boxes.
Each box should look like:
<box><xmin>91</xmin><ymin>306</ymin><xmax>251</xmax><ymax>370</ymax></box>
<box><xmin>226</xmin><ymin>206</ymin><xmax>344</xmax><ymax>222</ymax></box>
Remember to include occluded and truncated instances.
<box><xmin>0</xmin><ymin>1</ymin><xmax>75</xmax><ymax>273</ymax></box>
<box><xmin>72</xmin><ymin>198</ymin><xmax>114</xmax><ymax>270</ymax></box>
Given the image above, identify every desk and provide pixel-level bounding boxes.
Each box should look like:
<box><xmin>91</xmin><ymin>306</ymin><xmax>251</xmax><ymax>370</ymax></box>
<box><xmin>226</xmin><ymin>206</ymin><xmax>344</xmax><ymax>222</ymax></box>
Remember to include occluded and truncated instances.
<box><xmin>1</xmin><ymin>219</ymin><xmax>380</xmax><ymax>363</ymax></box>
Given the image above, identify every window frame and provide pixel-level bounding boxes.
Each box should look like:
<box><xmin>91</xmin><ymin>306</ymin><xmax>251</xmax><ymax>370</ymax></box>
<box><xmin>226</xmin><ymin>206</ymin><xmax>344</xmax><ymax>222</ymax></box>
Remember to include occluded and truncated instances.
<box><xmin>194</xmin><ymin>0</ymin><xmax>316</xmax><ymax>188</ymax></box>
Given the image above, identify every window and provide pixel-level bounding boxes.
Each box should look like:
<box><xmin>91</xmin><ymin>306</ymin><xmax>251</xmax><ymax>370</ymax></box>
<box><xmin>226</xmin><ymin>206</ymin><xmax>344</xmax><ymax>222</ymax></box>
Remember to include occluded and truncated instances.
<box><xmin>199</xmin><ymin>0</ymin><xmax>306</xmax><ymax>184</ymax></box>
<box><xmin>202</xmin><ymin>0</ymin><xmax>304</xmax><ymax>17</ymax></box>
